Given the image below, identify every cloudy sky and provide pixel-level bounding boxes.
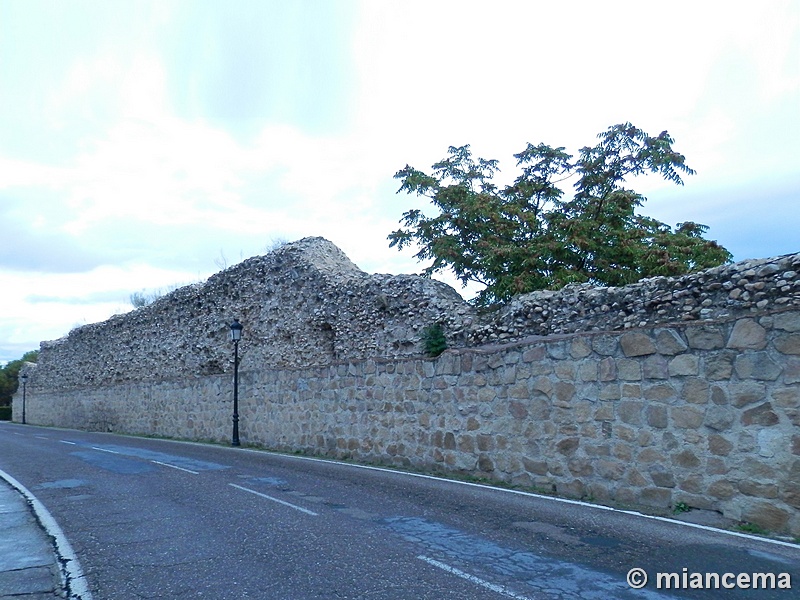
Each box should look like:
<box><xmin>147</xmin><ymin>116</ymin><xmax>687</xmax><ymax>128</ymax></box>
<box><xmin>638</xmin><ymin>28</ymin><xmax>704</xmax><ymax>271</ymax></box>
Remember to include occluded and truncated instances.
<box><xmin>1</xmin><ymin>0</ymin><xmax>798</xmax><ymax>364</ymax></box>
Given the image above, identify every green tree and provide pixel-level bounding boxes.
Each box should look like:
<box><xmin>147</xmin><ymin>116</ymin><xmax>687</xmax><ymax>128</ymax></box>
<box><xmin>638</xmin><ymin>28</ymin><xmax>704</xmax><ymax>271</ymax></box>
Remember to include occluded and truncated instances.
<box><xmin>0</xmin><ymin>350</ymin><xmax>39</xmax><ymax>406</ymax></box>
<box><xmin>389</xmin><ymin>123</ymin><xmax>732</xmax><ymax>305</ymax></box>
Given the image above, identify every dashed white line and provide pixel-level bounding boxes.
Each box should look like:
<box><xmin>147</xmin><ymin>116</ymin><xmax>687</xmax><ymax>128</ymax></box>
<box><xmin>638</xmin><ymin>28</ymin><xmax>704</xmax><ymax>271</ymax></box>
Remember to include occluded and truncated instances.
<box><xmin>418</xmin><ymin>555</ymin><xmax>534</xmax><ymax>600</ymax></box>
<box><xmin>229</xmin><ymin>483</ymin><xmax>319</xmax><ymax>516</ymax></box>
<box><xmin>151</xmin><ymin>460</ymin><xmax>199</xmax><ymax>475</ymax></box>
<box><xmin>60</xmin><ymin>441</ymin><xmax>77</xmax><ymax>445</ymax></box>
<box><xmin>90</xmin><ymin>447</ymin><xmax>119</xmax><ymax>454</ymax></box>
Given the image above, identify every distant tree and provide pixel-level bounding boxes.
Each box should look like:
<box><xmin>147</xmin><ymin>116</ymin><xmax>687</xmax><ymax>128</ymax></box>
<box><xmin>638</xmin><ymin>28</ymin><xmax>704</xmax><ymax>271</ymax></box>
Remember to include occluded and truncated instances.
<box><xmin>129</xmin><ymin>290</ymin><xmax>156</xmax><ymax>308</ymax></box>
<box><xmin>264</xmin><ymin>236</ymin><xmax>290</xmax><ymax>253</ymax></box>
<box><xmin>389</xmin><ymin>123</ymin><xmax>732</xmax><ymax>305</ymax></box>
<box><xmin>129</xmin><ymin>283</ymin><xmax>187</xmax><ymax>309</ymax></box>
<box><xmin>0</xmin><ymin>350</ymin><xmax>39</xmax><ymax>406</ymax></box>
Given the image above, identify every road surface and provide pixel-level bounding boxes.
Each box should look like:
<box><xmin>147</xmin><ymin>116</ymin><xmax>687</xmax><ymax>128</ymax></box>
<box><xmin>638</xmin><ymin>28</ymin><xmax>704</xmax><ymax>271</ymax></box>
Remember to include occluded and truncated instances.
<box><xmin>1</xmin><ymin>422</ymin><xmax>797</xmax><ymax>599</ymax></box>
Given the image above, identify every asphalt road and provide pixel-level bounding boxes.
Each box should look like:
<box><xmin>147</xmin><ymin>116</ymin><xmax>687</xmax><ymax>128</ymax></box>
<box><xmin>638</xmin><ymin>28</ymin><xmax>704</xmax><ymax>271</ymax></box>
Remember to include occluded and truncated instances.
<box><xmin>1</xmin><ymin>422</ymin><xmax>798</xmax><ymax>599</ymax></box>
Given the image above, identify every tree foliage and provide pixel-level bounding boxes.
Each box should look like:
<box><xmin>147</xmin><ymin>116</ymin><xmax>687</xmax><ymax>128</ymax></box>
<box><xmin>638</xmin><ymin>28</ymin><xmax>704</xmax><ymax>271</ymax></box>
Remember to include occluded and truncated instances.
<box><xmin>0</xmin><ymin>350</ymin><xmax>39</xmax><ymax>406</ymax></box>
<box><xmin>389</xmin><ymin>123</ymin><xmax>732</xmax><ymax>305</ymax></box>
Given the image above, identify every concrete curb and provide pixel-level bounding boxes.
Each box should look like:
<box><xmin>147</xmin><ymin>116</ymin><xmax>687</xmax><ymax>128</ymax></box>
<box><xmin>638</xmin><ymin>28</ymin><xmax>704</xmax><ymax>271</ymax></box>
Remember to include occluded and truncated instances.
<box><xmin>0</xmin><ymin>469</ymin><xmax>93</xmax><ymax>600</ymax></box>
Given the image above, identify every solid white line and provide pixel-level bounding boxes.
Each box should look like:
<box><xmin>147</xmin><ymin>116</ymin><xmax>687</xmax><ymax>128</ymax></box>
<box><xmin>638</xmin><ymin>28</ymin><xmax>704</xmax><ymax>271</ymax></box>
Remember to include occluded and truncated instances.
<box><xmin>250</xmin><ymin>451</ymin><xmax>800</xmax><ymax>550</ymax></box>
<box><xmin>418</xmin><ymin>555</ymin><xmax>534</xmax><ymax>600</ymax></box>
<box><xmin>151</xmin><ymin>460</ymin><xmax>199</xmax><ymax>475</ymax></box>
<box><xmin>0</xmin><ymin>469</ymin><xmax>93</xmax><ymax>600</ymax></box>
<box><xmin>229</xmin><ymin>483</ymin><xmax>319</xmax><ymax>516</ymax></box>
<box><xmin>90</xmin><ymin>446</ymin><xmax>119</xmax><ymax>454</ymax></box>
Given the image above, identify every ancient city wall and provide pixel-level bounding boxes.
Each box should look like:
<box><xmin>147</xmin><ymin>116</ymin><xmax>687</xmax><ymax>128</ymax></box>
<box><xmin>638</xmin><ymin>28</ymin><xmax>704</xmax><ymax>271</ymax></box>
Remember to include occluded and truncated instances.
<box><xmin>13</xmin><ymin>239</ymin><xmax>800</xmax><ymax>536</ymax></box>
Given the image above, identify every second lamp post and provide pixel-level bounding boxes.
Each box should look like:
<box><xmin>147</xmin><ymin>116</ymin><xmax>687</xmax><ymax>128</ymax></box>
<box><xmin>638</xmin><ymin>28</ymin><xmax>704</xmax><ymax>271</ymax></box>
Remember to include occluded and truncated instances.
<box><xmin>230</xmin><ymin>318</ymin><xmax>243</xmax><ymax>447</ymax></box>
<box><xmin>20</xmin><ymin>373</ymin><xmax>28</xmax><ymax>425</ymax></box>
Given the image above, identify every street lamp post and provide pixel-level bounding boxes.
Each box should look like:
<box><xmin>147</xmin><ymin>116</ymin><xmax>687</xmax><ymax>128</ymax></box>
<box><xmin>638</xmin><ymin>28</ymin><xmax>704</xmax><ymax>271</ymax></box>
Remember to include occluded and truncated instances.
<box><xmin>230</xmin><ymin>318</ymin><xmax>243</xmax><ymax>447</ymax></box>
<box><xmin>20</xmin><ymin>373</ymin><xmax>28</xmax><ymax>425</ymax></box>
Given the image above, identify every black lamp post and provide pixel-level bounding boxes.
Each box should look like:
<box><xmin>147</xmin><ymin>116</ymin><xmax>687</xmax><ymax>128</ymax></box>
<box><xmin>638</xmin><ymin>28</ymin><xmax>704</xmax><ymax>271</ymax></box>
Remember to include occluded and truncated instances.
<box><xmin>229</xmin><ymin>318</ymin><xmax>243</xmax><ymax>447</ymax></box>
<box><xmin>20</xmin><ymin>373</ymin><xmax>28</xmax><ymax>425</ymax></box>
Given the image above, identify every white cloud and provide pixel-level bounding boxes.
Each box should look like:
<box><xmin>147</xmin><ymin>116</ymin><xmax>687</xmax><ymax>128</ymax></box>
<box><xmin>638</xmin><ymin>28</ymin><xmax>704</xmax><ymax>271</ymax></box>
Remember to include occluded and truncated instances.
<box><xmin>1</xmin><ymin>0</ymin><xmax>798</xmax><ymax>363</ymax></box>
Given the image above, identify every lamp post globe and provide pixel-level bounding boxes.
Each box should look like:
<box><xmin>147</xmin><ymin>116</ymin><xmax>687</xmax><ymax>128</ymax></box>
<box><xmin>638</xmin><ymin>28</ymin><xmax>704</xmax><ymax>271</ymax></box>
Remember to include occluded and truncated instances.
<box><xmin>20</xmin><ymin>373</ymin><xmax>28</xmax><ymax>425</ymax></box>
<box><xmin>230</xmin><ymin>319</ymin><xmax>243</xmax><ymax>446</ymax></box>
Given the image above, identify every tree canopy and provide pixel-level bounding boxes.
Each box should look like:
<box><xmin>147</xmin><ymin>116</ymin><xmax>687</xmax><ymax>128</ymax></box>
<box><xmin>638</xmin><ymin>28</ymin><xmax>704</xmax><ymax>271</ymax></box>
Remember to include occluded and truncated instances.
<box><xmin>389</xmin><ymin>123</ymin><xmax>732</xmax><ymax>305</ymax></box>
<box><xmin>0</xmin><ymin>350</ymin><xmax>39</xmax><ymax>406</ymax></box>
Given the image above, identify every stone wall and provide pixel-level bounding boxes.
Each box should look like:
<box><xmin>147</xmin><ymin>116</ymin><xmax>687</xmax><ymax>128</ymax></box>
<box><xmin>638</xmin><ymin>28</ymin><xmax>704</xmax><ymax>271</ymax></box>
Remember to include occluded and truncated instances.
<box><xmin>12</xmin><ymin>240</ymin><xmax>800</xmax><ymax>535</ymax></box>
<box><xmin>26</xmin><ymin>238</ymin><xmax>800</xmax><ymax>391</ymax></box>
<box><xmin>17</xmin><ymin>309</ymin><xmax>800</xmax><ymax>536</ymax></box>
<box><xmin>30</xmin><ymin>237</ymin><xmax>474</xmax><ymax>391</ymax></box>
<box><xmin>470</xmin><ymin>252</ymin><xmax>800</xmax><ymax>344</ymax></box>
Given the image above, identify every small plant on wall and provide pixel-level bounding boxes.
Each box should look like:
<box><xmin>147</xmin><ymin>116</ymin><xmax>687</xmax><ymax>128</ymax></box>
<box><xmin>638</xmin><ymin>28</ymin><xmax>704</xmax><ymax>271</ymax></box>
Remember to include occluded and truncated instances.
<box><xmin>422</xmin><ymin>323</ymin><xmax>448</xmax><ymax>357</ymax></box>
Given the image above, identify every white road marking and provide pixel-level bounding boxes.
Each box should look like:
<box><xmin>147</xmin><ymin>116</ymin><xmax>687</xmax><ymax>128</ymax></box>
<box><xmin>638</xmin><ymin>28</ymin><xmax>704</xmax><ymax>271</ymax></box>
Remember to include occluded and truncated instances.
<box><xmin>151</xmin><ymin>460</ymin><xmax>199</xmax><ymax>475</ymax></box>
<box><xmin>418</xmin><ymin>555</ymin><xmax>534</xmax><ymax>600</ymax></box>
<box><xmin>60</xmin><ymin>440</ymin><xmax>77</xmax><ymax>445</ymax></box>
<box><xmin>229</xmin><ymin>483</ymin><xmax>319</xmax><ymax>516</ymax></box>
<box><xmin>90</xmin><ymin>447</ymin><xmax>119</xmax><ymax>454</ymax></box>
<box><xmin>255</xmin><ymin>451</ymin><xmax>800</xmax><ymax>550</ymax></box>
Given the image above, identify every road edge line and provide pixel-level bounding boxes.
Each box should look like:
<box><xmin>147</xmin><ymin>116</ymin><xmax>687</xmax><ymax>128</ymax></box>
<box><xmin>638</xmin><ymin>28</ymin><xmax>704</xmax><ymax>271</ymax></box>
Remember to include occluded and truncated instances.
<box><xmin>235</xmin><ymin>448</ymin><xmax>800</xmax><ymax>550</ymax></box>
<box><xmin>0</xmin><ymin>468</ymin><xmax>93</xmax><ymax>600</ymax></box>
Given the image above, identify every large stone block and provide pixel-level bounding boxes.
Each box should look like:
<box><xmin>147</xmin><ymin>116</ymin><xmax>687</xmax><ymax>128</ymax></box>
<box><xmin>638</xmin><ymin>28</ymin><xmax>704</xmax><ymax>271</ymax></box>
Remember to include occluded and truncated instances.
<box><xmin>643</xmin><ymin>383</ymin><xmax>676</xmax><ymax>403</ymax></box>
<box><xmin>774</xmin><ymin>333</ymin><xmax>800</xmax><ymax>355</ymax></box>
<box><xmin>705</xmin><ymin>406</ymin><xmax>735</xmax><ymax>431</ymax></box>
<box><xmin>772</xmin><ymin>311</ymin><xmax>800</xmax><ymax>332</ymax></box>
<box><xmin>681</xmin><ymin>378</ymin><xmax>709</xmax><ymax>404</ymax></box>
<box><xmin>649</xmin><ymin>465</ymin><xmax>676</xmax><ymax>488</ymax></box>
<box><xmin>598</xmin><ymin>357</ymin><xmax>617</xmax><ymax>382</ymax></box>
<box><xmin>570</xmin><ymin>338</ymin><xmax>593</xmax><ymax>359</ymax></box>
<box><xmin>637</xmin><ymin>447</ymin><xmax>668</xmax><ymax>464</ymax></box>
<box><xmin>671</xmin><ymin>406</ymin><xmax>706</xmax><ymax>429</ymax></box>
<box><xmin>556</xmin><ymin>437</ymin><xmax>580</xmax><ymax>455</ymax></box>
<box><xmin>592</xmin><ymin>335</ymin><xmax>619</xmax><ymax>356</ymax></box>
<box><xmin>578</xmin><ymin>361</ymin><xmax>598</xmax><ymax>382</ymax></box>
<box><xmin>553</xmin><ymin>382</ymin><xmax>576</xmax><ymax>404</ymax></box>
<box><xmin>734</xmin><ymin>352</ymin><xmax>782</xmax><ymax>380</ymax></box>
<box><xmin>639</xmin><ymin>487</ymin><xmax>672</xmax><ymax>508</ymax></box>
<box><xmin>616</xmin><ymin>359</ymin><xmax>642</xmax><ymax>381</ymax></box>
<box><xmin>741</xmin><ymin>402</ymin><xmax>779</xmax><ymax>426</ymax></box>
<box><xmin>707</xmin><ymin>434</ymin><xmax>734</xmax><ymax>456</ymax></box>
<box><xmin>620</xmin><ymin>332</ymin><xmax>657</xmax><ymax>357</ymax></box>
<box><xmin>785</xmin><ymin>359</ymin><xmax>800</xmax><ymax>384</ymax></box>
<box><xmin>617</xmin><ymin>400</ymin><xmax>643</xmax><ymax>425</ymax></box>
<box><xmin>595</xmin><ymin>459</ymin><xmax>626</xmax><ymax>480</ymax></box>
<box><xmin>726</xmin><ymin>319</ymin><xmax>767</xmax><ymax>350</ymax></box>
<box><xmin>642</xmin><ymin>355</ymin><xmax>669</xmax><ymax>379</ymax></box>
<box><xmin>771</xmin><ymin>386</ymin><xmax>800</xmax><ymax>408</ymax></box>
<box><xmin>672</xmin><ymin>449</ymin><xmax>702</xmax><ymax>468</ymax></box>
<box><xmin>668</xmin><ymin>354</ymin><xmax>699</xmax><ymax>377</ymax></box>
<box><xmin>782</xmin><ymin>460</ymin><xmax>800</xmax><ymax>509</ymax></box>
<box><xmin>654</xmin><ymin>329</ymin><xmax>688</xmax><ymax>355</ymax></box>
<box><xmin>741</xmin><ymin>501</ymin><xmax>790</xmax><ymax>532</ymax></box>
<box><xmin>704</xmin><ymin>351</ymin><xmax>736</xmax><ymax>380</ymax></box>
<box><xmin>522</xmin><ymin>458</ymin><xmax>549</xmax><ymax>475</ymax></box>
<box><xmin>729</xmin><ymin>381</ymin><xmax>767</xmax><ymax>408</ymax></box>
<box><xmin>708</xmin><ymin>480</ymin><xmax>736</xmax><ymax>500</ymax></box>
<box><xmin>685</xmin><ymin>325</ymin><xmax>725</xmax><ymax>350</ymax></box>
<box><xmin>645</xmin><ymin>404</ymin><xmax>668</xmax><ymax>429</ymax></box>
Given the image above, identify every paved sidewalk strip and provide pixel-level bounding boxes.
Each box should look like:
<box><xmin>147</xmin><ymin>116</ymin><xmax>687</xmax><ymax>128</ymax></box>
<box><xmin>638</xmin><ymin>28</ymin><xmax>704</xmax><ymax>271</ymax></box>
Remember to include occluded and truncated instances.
<box><xmin>0</xmin><ymin>478</ymin><xmax>65</xmax><ymax>598</ymax></box>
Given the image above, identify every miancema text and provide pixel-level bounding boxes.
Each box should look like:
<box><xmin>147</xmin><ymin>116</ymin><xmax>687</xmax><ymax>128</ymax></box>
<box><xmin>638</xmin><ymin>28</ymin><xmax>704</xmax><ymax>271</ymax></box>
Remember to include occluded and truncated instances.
<box><xmin>658</xmin><ymin>570</ymin><xmax>791</xmax><ymax>590</ymax></box>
